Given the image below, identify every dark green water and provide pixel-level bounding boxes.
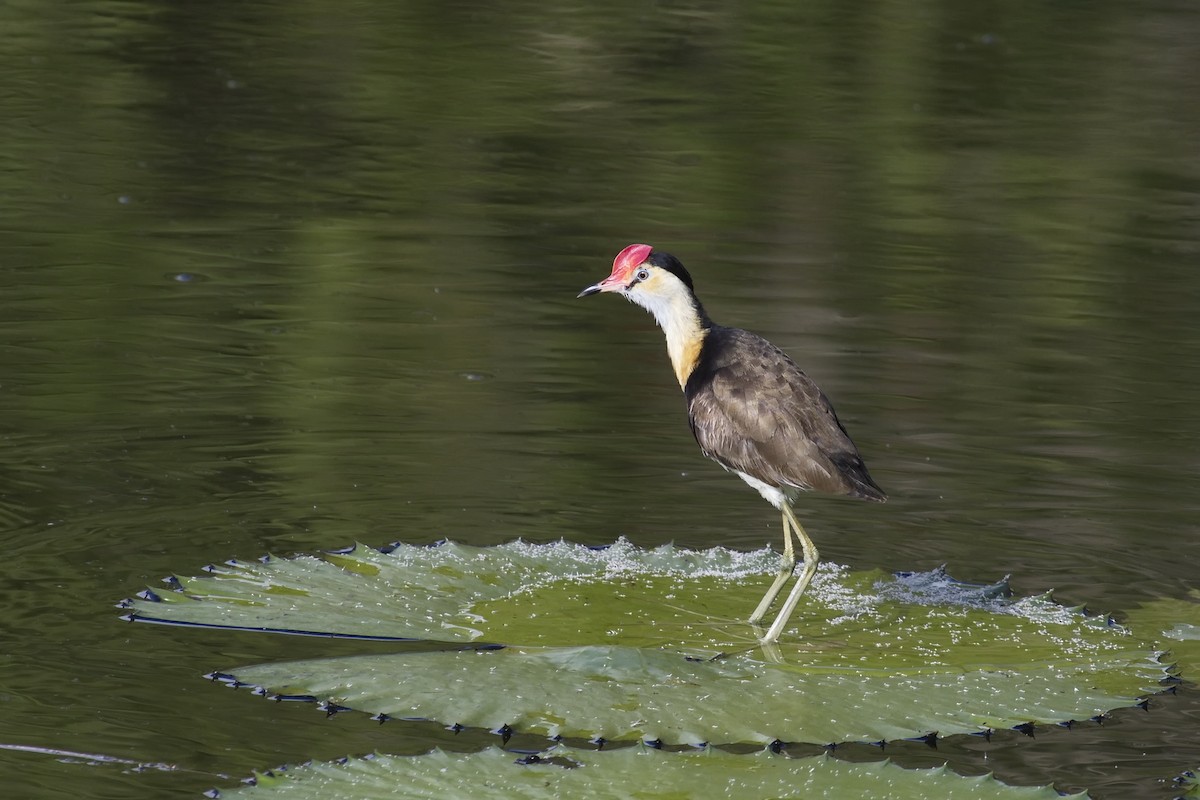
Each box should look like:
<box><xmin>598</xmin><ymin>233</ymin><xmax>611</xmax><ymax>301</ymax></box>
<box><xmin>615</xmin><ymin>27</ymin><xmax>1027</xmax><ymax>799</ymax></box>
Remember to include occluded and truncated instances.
<box><xmin>2</xmin><ymin>1</ymin><xmax>1199</xmax><ymax>797</ymax></box>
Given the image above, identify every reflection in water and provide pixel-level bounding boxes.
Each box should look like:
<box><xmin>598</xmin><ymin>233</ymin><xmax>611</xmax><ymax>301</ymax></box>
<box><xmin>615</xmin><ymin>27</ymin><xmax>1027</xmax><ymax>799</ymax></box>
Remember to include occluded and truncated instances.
<box><xmin>1</xmin><ymin>0</ymin><xmax>1198</xmax><ymax>797</ymax></box>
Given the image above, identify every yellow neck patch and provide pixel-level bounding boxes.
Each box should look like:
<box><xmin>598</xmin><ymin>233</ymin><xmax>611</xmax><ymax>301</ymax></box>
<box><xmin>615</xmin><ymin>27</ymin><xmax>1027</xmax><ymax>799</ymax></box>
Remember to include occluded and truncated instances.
<box><xmin>625</xmin><ymin>272</ymin><xmax>706</xmax><ymax>389</ymax></box>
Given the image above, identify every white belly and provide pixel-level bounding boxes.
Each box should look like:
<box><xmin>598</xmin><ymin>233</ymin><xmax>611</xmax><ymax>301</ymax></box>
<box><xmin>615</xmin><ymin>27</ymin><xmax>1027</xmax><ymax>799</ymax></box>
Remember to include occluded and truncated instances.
<box><xmin>734</xmin><ymin>471</ymin><xmax>797</xmax><ymax>509</ymax></box>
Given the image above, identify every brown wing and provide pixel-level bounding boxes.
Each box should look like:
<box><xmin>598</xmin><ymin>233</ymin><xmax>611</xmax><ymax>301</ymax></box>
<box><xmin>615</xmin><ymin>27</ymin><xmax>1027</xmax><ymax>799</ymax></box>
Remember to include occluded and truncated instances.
<box><xmin>686</xmin><ymin>327</ymin><xmax>885</xmax><ymax>500</ymax></box>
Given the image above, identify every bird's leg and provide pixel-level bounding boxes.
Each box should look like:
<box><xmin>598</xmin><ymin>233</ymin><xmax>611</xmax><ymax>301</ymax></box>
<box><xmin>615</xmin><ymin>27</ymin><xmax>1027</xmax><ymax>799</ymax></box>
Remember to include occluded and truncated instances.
<box><xmin>760</xmin><ymin>503</ymin><xmax>820</xmax><ymax>644</ymax></box>
<box><xmin>748</xmin><ymin>508</ymin><xmax>797</xmax><ymax>624</ymax></box>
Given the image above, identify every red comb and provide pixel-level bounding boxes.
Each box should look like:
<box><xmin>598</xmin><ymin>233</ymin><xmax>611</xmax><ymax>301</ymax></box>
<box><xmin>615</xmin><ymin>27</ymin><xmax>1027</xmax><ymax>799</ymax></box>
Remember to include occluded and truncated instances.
<box><xmin>612</xmin><ymin>243</ymin><xmax>653</xmax><ymax>275</ymax></box>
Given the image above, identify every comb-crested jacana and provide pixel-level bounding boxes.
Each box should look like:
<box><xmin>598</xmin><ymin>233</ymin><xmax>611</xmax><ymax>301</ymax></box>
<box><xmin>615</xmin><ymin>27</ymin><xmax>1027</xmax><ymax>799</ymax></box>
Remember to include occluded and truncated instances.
<box><xmin>579</xmin><ymin>244</ymin><xmax>885</xmax><ymax>644</ymax></box>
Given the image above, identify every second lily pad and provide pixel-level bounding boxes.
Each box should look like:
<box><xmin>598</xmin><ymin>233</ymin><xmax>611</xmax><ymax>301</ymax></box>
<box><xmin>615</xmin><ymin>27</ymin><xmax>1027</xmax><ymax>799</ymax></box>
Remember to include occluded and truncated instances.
<box><xmin>219</xmin><ymin>745</ymin><xmax>1087</xmax><ymax>799</ymax></box>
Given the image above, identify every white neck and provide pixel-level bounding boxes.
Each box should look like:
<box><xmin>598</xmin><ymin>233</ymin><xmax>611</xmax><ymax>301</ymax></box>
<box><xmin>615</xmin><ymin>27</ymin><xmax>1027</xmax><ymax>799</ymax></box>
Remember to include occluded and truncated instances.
<box><xmin>623</xmin><ymin>280</ymin><xmax>707</xmax><ymax>389</ymax></box>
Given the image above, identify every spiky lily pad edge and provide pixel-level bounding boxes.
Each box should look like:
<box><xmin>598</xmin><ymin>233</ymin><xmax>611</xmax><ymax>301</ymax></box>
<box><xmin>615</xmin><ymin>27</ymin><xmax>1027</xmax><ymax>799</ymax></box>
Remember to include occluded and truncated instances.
<box><xmin>204</xmin><ymin>744</ymin><xmax>1090</xmax><ymax>800</ymax></box>
<box><xmin>200</xmin><ymin>667</ymin><xmax>1170</xmax><ymax>750</ymax></box>
<box><xmin>1173</xmin><ymin>768</ymin><xmax>1200</xmax><ymax>798</ymax></box>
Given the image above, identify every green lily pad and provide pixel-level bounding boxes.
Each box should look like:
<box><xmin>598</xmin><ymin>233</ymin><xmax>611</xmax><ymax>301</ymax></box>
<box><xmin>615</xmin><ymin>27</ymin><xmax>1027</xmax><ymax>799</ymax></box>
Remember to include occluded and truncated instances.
<box><xmin>222</xmin><ymin>640</ymin><xmax>1160</xmax><ymax>745</ymax></box>
<box><xmin>122</xmin><ymin>539</ymin><xmax>781</xmax><ymax>642</ymax></box>
<box><xmin>1175</xmin><ymin>769</ymin><xmax>1200</xmax><ymax>798</ymax></box>
<box><xmin>1122</xmin><ymin>589</ymin><xmax>1200</xmax><ymax>679</ymax></box>
<box><xmin>127</xmin><ymin>540</ymin><xmax>1168</xmax><ymax>745</ymax></box>
<box><xmin>220</xmin><ymin>745</ymin><xmax>1088</xmax><ymax>799</ymax></box>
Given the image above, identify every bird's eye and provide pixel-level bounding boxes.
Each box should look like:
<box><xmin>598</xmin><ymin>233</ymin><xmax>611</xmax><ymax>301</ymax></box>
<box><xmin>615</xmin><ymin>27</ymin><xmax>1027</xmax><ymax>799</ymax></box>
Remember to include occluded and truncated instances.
<box><xmin>635</xmin><ymin>268</ymin><xmax>650</xmax><ymax>282</ymax></box>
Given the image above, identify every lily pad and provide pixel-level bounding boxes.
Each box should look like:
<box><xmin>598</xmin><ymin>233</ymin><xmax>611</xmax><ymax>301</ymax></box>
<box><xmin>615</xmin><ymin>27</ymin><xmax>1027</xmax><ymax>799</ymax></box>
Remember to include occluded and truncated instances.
<box><xmin>1122</xmin><ymin>589</ymin><xmax>1200</xmax><ymax>678</ymax></box>
<box><xmin>223</xmin><ymin>640</ymin><xmax>1160</xmax><ymax>745</ymax></box>
<box><xmin>122</xmin><ymin>539</ymin><xmax>781</xmax><ymax>642</ymax></box>
<box><xmin>1175</xmin><ymin>769</ymin><xmax>1200</xmax><ymax>798</ymax></box>
<box><xmin>126</xmin><ymin>540</ymin><xmax>1168</xmax><ymax>745</ymax></box>
<box><xmin>220</xmin><ymin>745</ymin><xmax>1087</xmax><ymax>799</ymax></box>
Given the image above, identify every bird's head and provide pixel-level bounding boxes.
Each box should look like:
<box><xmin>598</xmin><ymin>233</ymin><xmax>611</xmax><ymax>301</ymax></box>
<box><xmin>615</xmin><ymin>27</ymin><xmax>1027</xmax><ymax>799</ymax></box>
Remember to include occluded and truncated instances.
<box><xmin>577</xmin><ymin>244</ymin><xmax>697</xmax><ymax>311</ymax></box>
<box><xmin>579</xmin><ymin>244</ymin><xmax>709</xmax><ymax>388</ymax></box>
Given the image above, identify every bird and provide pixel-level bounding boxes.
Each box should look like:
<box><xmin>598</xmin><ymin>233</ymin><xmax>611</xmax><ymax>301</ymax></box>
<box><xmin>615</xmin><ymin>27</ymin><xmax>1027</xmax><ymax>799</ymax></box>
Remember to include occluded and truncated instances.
<box><xmin>578</xmin><ymin>244</ymin><xmax>885</xmax><ymax>644</ymax></box>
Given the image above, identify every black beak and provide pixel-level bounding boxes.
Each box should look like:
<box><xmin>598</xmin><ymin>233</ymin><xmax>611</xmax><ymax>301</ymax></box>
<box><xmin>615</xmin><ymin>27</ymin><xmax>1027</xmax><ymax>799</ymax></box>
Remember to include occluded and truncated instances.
<box><xmin>577</xmin><ymin>284</ymin><xmax>602</xmax><ymax>298</ymax></box>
